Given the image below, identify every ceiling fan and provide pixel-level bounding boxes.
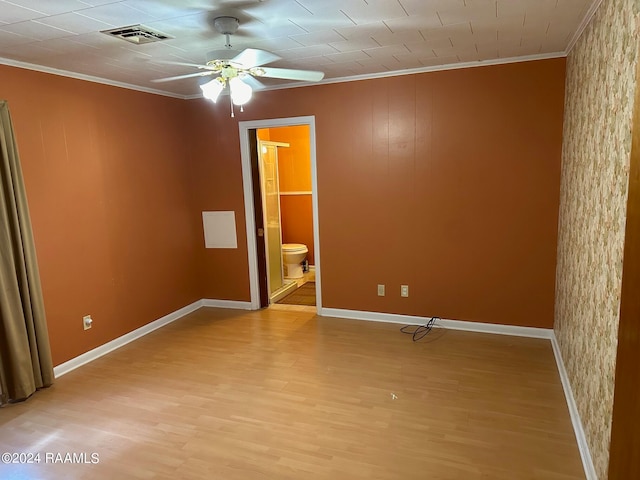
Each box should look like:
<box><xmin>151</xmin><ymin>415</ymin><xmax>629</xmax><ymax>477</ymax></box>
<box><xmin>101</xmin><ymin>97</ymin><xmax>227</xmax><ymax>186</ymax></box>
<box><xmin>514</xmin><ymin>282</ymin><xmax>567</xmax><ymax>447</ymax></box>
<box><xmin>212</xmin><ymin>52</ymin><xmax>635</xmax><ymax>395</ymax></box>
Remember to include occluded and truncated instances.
<box><xmin>152</xmin><ymin>16</ymin><xmax>325</xmax><ymax>115</ymax></box>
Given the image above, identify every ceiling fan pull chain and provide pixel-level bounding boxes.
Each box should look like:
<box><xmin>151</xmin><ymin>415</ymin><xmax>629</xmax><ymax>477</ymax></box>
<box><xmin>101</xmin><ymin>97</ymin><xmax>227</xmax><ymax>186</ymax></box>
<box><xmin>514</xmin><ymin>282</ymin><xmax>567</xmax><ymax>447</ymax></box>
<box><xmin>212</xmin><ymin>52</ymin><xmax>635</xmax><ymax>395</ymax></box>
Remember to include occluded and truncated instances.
<box><xmin>230</xmin><ymin>94</ymin><xmax>235</xmax><ymax>118</ymax></box>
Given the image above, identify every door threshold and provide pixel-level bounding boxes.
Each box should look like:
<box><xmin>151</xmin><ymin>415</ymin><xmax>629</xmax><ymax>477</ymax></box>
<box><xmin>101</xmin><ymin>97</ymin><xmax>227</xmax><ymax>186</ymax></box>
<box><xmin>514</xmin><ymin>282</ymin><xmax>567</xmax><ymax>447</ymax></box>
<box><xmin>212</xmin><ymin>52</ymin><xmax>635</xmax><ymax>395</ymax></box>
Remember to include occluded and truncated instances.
<box><xmin>269</xmin><ymin>281</ymin><xmax>298</xmax><ymax>304</ymax></box>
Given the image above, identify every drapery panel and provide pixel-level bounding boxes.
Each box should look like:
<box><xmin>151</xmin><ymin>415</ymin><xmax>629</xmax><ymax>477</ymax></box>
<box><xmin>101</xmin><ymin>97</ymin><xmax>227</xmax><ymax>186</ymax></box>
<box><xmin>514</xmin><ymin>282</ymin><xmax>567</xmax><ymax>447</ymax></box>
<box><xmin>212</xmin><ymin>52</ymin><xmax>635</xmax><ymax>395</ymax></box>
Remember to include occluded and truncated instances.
<box><xmin>0</xmin><ymin>100</ymin><xmax>53</xmax><ymax>404</ymax></box>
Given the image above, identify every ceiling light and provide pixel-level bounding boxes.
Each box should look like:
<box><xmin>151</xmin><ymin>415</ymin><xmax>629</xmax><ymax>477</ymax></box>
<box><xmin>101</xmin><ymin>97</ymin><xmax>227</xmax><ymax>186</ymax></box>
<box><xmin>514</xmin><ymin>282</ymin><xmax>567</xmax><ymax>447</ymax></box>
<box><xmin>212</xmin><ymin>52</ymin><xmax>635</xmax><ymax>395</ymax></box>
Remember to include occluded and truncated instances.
<box><xmin>229</xmin><ymin>77</ymin><xmax>252</xmax><ymax>106</ymax></box>
<box><xmin>199</xmin><ymin>72</ymin><xmax>253</xmax><ymax>117</ymax></box>
<box><xmin>200</xmin><ymin>78</ymin><xmax>224</xmax><ymax>102</ymax></box>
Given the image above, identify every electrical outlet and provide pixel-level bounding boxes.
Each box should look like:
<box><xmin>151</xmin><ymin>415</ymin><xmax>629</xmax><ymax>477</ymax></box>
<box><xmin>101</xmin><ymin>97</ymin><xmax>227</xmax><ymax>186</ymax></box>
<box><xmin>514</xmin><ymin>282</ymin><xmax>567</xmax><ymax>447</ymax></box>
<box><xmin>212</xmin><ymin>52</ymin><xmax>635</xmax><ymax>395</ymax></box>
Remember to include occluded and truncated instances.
<box><xmin>83</xmin><ymin>315</ymin><xmax>93</xmax><ymax>330</ymax></box>
<box><xmin>377</xmin><ymin>284</ymin><xmax>385</xmax><ymax>296</ymax></box>
<box><xmin>401</xmin><ymin>285</ymin><xmax>409</xmax><ymax>297</ymax></box>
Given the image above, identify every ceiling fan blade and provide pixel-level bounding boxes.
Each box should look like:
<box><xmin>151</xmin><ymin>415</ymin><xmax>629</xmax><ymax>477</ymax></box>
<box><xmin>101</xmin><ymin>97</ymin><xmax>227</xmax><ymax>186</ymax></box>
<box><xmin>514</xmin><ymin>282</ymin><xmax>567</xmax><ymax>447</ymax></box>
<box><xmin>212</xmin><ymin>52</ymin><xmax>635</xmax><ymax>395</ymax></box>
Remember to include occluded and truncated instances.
<box><xmin>206</xmin><ymin>49</ymin><xmax>242</xmax><ymax>62</ymax></box>
<box><xmin>149</xmin><ymin>59</ymin><xmax>211</xmax><ymax>69</ymax></box>
<box><xmin>240</xmin><ymin>74</ymin><xmax>266</xmax><ymax>91</ymax></box>
<box><xmin>152</xmin><ymin>71</ymin><xmax>215</xmax><ymax>83</ymax></box>
<box><xmin>259</xmin><ymin>67</ymin><xmax>325</xmax><ymax>82</ymax></box>
<box><xmin>231</xmin><ymin>48</ymin><xmax>281</xmax><ymax>68</ymax></box>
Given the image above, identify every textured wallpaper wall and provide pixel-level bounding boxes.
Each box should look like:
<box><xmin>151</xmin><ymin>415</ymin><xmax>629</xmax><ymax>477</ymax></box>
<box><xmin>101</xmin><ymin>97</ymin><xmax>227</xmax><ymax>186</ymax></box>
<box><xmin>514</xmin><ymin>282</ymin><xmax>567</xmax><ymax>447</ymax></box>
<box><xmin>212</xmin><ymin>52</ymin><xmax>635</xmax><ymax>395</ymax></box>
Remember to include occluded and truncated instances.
<box><xmin>555</xmin><ymin>0</ymin><xmax>639</xmax><ymax>477</ymax></box>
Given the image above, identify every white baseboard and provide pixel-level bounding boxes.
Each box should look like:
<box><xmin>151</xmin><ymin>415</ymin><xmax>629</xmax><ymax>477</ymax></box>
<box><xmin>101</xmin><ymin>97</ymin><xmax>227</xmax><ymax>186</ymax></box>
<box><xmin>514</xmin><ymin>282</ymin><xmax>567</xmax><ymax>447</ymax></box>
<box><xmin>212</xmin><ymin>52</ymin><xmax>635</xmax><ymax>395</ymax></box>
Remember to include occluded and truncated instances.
<box><xmin>319</xmin><ymin>307</ymin><xmax>554</xmax><ymax>339</ymax></box>
<box><xmin>53</xmin><ymin>298</ymin><xmax>256</xmax><ymax>378</ymax></box>
<box><xmin>551</xmin><ymin>334</ymin><xmax>597</xmax><ymax>480</ymax></box>
<box><xmin>53</xmin><ymin>300</ymin><xmax>204</xmax><ymax>378</ymax></box>
<box><xmin>53</xmin><ymin>298</ymin><xmax>257</xmax><ymax>378</ymax></box>
<box><xmin>202</xmin><ymin>299</ymin><xmax>254</xmax><ymax>310</ymax></box>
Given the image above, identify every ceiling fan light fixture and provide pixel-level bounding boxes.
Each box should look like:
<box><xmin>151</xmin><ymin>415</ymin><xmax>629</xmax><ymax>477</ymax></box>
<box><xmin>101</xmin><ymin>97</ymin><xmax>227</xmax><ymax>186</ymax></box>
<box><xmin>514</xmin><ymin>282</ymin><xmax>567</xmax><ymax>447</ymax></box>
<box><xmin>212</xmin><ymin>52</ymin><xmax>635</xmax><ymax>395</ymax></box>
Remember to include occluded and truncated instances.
<box><xmin>152</xmin><ymin>16</ymin><xmax>324</xmax><ymax>116</ymax></box>
<box><xmin>229</xmin><ymin>77</ymin><xmax>252</xmax><ymax>106</ymax></box>
<box><xmin>200</xmin><ymin>77</ymin><xmax>225</xmax><ymax>102</ymax></box>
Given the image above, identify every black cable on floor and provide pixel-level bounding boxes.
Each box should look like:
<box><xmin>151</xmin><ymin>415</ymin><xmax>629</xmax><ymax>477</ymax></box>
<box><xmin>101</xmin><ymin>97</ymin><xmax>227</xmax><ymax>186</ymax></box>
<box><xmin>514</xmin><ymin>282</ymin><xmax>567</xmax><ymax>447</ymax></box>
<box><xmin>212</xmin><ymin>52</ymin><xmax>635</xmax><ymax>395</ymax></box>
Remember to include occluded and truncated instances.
<box><xmin>400</xmin><ymin>317</ymin><xmax>439</xmax><ymax>341</ymax></box>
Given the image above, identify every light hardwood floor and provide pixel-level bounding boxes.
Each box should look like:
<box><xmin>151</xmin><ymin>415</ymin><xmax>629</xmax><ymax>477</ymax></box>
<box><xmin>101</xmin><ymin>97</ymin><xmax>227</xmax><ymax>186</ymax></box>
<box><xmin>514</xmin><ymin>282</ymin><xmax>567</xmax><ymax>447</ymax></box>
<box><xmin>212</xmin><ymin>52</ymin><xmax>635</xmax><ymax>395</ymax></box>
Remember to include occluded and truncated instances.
<box><xmin>0</xmin><ymin>307</ymin><xmax>584</xmax><ymax>479</ymax></box>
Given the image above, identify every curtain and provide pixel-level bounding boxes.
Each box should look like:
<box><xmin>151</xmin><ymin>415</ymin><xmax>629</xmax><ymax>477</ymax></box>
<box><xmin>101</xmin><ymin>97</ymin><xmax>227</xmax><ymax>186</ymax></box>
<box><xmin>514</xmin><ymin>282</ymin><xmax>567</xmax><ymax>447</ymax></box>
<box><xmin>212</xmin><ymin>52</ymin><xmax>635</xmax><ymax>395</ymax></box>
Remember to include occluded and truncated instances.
<box><xmin>0</xmin><ymin>100</ymin><xmax>53</xmax><ymax>405</ymax></box>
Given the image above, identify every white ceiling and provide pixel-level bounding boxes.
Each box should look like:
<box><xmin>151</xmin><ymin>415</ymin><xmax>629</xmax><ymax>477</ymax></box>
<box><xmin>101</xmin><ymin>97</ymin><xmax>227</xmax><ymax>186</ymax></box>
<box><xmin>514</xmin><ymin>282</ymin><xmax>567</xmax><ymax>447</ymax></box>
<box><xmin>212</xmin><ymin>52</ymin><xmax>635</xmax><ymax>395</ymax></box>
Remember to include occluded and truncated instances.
<box><xmin>0</xmin><ymin>0</ymin><xmax>600</xmax><ymax>99</ymax></box>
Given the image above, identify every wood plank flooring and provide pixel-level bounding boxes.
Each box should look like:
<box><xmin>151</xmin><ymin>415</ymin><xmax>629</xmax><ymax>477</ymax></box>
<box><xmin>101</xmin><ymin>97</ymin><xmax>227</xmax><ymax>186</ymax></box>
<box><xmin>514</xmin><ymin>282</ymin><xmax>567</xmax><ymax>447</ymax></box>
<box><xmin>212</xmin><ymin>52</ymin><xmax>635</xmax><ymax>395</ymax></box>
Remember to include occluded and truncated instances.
<box><xmin>0</xmin><ymin>307</ymin><xmax>584</xmax><ymax>479</ymax></box>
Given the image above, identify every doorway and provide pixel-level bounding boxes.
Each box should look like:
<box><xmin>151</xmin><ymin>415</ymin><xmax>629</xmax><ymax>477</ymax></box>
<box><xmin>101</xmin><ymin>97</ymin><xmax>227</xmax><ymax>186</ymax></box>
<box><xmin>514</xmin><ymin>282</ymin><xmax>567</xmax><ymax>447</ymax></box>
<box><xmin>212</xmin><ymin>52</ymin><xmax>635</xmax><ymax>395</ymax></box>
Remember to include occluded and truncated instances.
<box><xmin>239</xmin><ymin>116</ymin><xmax>322</xmax><ymax>312</ymax></box>
<box><xmin>256</xmin><ymin>139</ymin><xmax>297</xmax><ymax>303</ymax></box>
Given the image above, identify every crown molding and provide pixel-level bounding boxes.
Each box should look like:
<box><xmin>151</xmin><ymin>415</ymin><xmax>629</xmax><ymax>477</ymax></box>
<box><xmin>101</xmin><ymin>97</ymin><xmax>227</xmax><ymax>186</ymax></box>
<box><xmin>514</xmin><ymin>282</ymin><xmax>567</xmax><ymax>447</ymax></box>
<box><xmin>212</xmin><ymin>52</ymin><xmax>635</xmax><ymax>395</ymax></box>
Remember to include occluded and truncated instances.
<box><xmin>302</xmin><ymin>52</ymin><xmax>567</xmax><ymax>90</ymax></box>
<box><xmin>185</xmin><ymin>52</ymin><xmax>567</xmax><ymax>100</ymax></box>
<box><xmin>565</xmin><ymin>0</ymin><xmax>604</xmax><ymax>54</ymax></box>
<box><xmin>3</xmin><ymin>51</ymin><xmax>568</xmax><ymax>102</ymax></box>
<box><xmin>0</xmin><ymin>56</ymin><xmax>188</xmax><ymax>99</ymax></box>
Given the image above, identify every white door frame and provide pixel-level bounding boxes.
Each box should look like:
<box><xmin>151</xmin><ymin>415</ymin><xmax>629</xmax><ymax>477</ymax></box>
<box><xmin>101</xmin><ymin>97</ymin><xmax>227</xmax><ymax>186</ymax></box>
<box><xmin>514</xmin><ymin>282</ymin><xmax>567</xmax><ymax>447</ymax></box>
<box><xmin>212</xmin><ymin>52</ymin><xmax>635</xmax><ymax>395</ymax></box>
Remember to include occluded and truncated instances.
<box><xmin>238</xmin><ymin>116</ymin><xmax>322</xmax><ymax>312</ymax></box>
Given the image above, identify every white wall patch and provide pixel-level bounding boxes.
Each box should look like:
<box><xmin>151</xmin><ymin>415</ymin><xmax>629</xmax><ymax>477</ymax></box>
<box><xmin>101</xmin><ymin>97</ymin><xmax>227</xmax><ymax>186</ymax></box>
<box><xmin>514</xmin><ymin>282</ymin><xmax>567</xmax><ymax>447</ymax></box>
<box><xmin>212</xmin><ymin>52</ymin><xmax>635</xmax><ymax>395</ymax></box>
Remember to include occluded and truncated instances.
<box><xmin>202</xmin><ymin>211</ymin><xmax>238</xmax><ymax>249</ymax></box>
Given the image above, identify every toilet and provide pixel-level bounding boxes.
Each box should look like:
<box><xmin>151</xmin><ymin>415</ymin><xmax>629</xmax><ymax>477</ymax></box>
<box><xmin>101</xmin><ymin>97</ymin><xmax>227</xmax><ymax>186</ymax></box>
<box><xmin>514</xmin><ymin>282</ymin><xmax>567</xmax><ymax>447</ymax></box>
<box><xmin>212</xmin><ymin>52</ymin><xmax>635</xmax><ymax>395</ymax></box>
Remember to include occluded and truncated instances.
<box><xmin>282</xmin><ymin>243</ymin><xmax>308</xmax><ymax>279</ymax></box>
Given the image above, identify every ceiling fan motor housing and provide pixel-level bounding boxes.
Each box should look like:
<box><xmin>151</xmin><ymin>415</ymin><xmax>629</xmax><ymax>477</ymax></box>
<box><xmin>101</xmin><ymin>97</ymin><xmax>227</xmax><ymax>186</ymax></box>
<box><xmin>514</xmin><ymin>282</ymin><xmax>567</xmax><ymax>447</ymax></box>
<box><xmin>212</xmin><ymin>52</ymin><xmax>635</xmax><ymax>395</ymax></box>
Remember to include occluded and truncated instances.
<box><xmin>213</xmin><ymin>16</ymin><xmax>239</xmax><ymax>35</ymax></box>
<box><xmin>221</xmin><ymin>66</ymin><xmax>239</xmax><ymax>79</ymax></box>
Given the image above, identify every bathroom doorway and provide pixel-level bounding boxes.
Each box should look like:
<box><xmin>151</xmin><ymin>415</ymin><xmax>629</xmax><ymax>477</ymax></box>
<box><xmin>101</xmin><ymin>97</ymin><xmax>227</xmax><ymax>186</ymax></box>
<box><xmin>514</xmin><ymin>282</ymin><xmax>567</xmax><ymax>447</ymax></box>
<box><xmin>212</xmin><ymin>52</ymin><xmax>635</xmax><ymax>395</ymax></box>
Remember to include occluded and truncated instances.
<box><xmin>238</xmin><ymin>116</ymin><xmax>321</xmax><ymax>311</ymax></box>
<box><xmin>256</xmin><ymin>139</ymin><xmax>297</xmax><ymax>303</ymax></box>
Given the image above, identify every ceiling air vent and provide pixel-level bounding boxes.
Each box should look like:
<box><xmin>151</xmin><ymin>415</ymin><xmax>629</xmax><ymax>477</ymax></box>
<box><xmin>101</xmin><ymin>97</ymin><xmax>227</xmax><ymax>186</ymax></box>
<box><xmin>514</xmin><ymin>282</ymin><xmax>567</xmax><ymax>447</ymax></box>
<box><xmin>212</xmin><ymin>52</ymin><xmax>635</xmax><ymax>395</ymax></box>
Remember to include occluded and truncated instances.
<box><xmin>101</xmin><ymin>25</ymin><xmax>173</xmax><ymax>45</ymax></box>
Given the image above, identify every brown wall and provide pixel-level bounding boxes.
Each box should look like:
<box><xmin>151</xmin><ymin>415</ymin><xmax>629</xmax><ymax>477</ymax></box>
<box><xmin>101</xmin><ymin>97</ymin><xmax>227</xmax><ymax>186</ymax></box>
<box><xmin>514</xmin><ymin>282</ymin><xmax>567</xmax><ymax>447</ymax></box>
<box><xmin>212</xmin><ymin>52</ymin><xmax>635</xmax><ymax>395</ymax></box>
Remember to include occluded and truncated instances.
<box><xmin>3</xmin><ymin>57</ymin><xmax>565</xmax><ymax>369</ymax></box>
<box><xmin>189</xmin><ymin>58</ymin><xmax>566</xmax><ymax>328</ymax></box>
<box><xmin>186</xmin><ymin>100</ymin><xmax>251</xmax><ymax>302</ymax></box>
<box><xmin>2</xmin><ymin>65</ymin><xmax>202</xmax><ymax>366</ymax></box>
